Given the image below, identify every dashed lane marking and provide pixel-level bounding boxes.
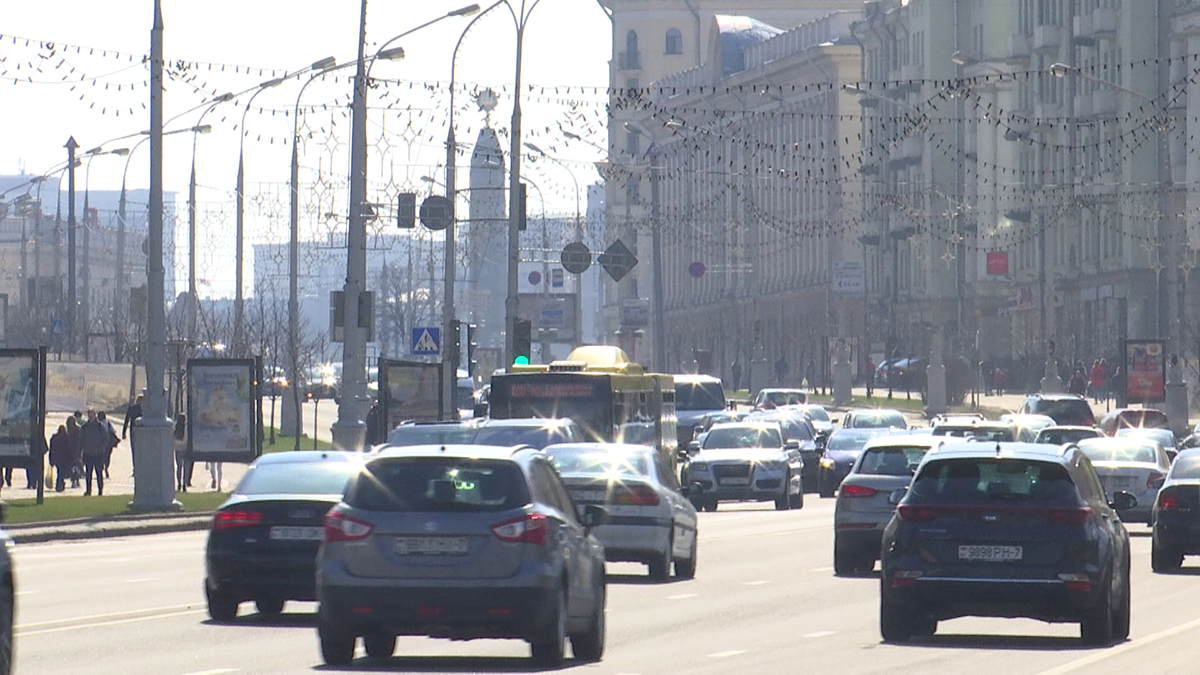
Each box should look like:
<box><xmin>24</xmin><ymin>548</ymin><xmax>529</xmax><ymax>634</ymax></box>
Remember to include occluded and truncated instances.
<box><xmin>744</xmin><ymin>580</ymin><xmax>771</xmax><ymax>586</ymax></box>
<box><xmin>181</xmin><ymin>670</ymin><xmax>239</xmax><ymax>675</ymax></box>
<box><xmin>668</xmin><ymin>593</ymin><xmax>698</xmax><ymax>600</ymax></box>
<box><xmin>1036</xmin><ymin>615</ymin><xmax>1200</xmax><ymax>675</ymax></box>
<box><xmin>804</xmin><ymin>631</ymin><xmax>836</xmax><ymax>638</ymax></box>
<box><xmin>707</xmin><ymin>650</ymin><xmax>747</xmax><ymax>658</ymax></box>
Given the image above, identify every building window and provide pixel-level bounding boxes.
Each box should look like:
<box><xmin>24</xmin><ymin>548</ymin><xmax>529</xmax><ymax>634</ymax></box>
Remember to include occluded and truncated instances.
<box><xmin>627</xmin><ymin>128</ymin><xmax>641</xmax><ymax>157</ymax></box>
<box><xmin>626</xmin><ymin>30</ymin><xmax>639</xmax><ymax>55</ymax></box>
<box><xmin>665</xmin><ymin>28</ymin><xmax>683</xmax><ymax>55</ymax></box>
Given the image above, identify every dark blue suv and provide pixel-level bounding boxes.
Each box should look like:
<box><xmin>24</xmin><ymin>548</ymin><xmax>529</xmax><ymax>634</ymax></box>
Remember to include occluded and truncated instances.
<box><xmin>880</xmin><ymin>442</ymin><xmax>1136</xmax><ymax>645</ymax></box>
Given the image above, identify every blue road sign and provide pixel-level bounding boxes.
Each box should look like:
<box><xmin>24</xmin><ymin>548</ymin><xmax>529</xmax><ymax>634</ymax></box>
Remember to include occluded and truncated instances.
<box><xmin>411</xmin><ymin>327</ymin><xmax>441</xmax><ymax>355</ymax></box>
<box><xmin>51</xmin><ymin>318</ymin><xmax>64</xmax><ymax>338</ymax></box>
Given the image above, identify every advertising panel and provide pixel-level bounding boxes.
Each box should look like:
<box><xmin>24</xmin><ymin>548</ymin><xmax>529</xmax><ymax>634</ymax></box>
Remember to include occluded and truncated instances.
<box><xmin>380</xmin><ymin>359</ymin><xmax>443</xmax><ymax>430</ymax></box>
<box><xmin>1122</xmin><ymin>339</ymin><xmax>1166</xmax><ymax>403</ymax></box>
<box><xmin>187</xmin><ymin>359</ymin><xmax>260</xmax><ymax>463</ymax></box>
<box><xmin>0</xmin><ymin>349</ymin><xmax>41</xmax><ymax>459</ymax></box>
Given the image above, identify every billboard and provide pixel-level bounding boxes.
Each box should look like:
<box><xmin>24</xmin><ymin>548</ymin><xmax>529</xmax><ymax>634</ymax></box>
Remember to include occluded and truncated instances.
<box><xmin>379</xmin><ymin>359</ymin><xmax>443</xmax><ymax>430</ymax></box>
<box><xmin>0</xmin><ymin>349</ymin><xmax>44</xmax><ymax>461</ymax></box>
<box><xmin>1122</xmin><ymin>339</ymin><xmax>1166</xmax><ymax>403</ymax></box>
<box><xmin>187</xmin><ymin>358</ymin><xmax>261</xmax><ymax>463</ymax></box>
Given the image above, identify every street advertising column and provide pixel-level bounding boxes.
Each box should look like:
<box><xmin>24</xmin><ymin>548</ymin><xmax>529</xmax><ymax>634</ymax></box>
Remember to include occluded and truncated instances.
<box><xmin>379</xmin><ymin>358</ymin><xmax>443</xmax><ymax>431</ymax></box>
<box><xmin>1122</xmin><ymin>339</ymin><xmax>1166</xmax><ymax>405</ymax></box>
<box><xmin>187</xmin><ymin>358</ymin><xmax>261</xmax><ymax>464</ymax></box>
<box><xmin>0</xmin><ymin>348</ymin><xmax>46</xmax><ymax>503</ymax></box>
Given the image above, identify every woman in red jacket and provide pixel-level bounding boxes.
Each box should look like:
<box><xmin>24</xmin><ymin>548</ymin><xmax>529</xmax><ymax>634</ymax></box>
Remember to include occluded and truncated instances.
<box><xmin>1088</xmin><ymin>359</ymin><xmax>1107</xmax><ymax>404</ymax></box>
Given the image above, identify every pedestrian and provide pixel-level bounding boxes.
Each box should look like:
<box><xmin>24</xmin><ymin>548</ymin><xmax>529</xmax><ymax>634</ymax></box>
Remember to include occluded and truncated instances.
<box><xmin>993</xmin><ymin>367</ymin><xmax>1006</xmax><ymax>395</ymax></box>
<box><xmin>79</xmin><ymin>409</ymin><xmax>109</xmax><ymax>496</ymax></box>
<box><xmin>122</xmin><ymin>395</ymin><xmax>143</xmax><ymax>477</ymax></box>
<box><xmin>207</xmin><ymin>460</ymin><xmax>223</xmax><ymax>491</ymax></box>
<box><xmin>1088</xmin><ymin>359</ymin><xmax>1107</xmax><ymax>404</ymax></box>
<box><xmin>65</xmin><ymin>415</ymin><xmax>82</xmax><ymax>489</ymax></box>
<box><xmin>48</xmin><ymin>424</ymin><xmax>70</xmax><ymax>493</ymax></box>
<box><xmin>775</xmin><ymin>354</ymin><xmax>790</xmax><ymax>386</ymax></box>
<box><xmin>805</xmin><ymin>359</ymin><xmax>817</xmax><ymax>394</ymax></box>
<box><xmin>97</xmin><ymin>411</ymin><xmax>118</xmax><ymax>479</ymax></box>
<box><xmin>174</xmin><ymin>414</ymin><xmax>189</xmax><ymax>492</ymax></box>
<box><xmin>730</xmin><ymin>361</ymin><xmax>743</xmax><ymax>392</ymax></box>
<box><xmin>365</xmin><ymin>398</ymin><xmax>384</xmax><ymax>446</ymax></box>
<box><xmin>865</xmin><ymin>355</ymin><xmax>876</xmax><ymax>397</ymax></box>
<box><xmin>1069</xmin><ymin>368</ymin><xmax>1088</xmax><ymax>397</ymax></box>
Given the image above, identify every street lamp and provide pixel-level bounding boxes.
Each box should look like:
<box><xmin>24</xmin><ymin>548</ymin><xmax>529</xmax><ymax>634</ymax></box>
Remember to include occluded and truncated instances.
<box><xmin>188</xmin><ymin>92</ymin><xmax>234</xmax><ymax>347</ymax></box>
<box><xmin>332</xmin><ymin>2</ymin><xmax>479</xmax><ymax>450</ymax></box>
<box><xmin>523</xmin><ymin>141</ymin><xmax>583</xmax><ymax>347</ymax></box>
<box><xmin>80</xmin><ymin>146</ymin><xmax>130</xmax><ymax>359</ymax></box>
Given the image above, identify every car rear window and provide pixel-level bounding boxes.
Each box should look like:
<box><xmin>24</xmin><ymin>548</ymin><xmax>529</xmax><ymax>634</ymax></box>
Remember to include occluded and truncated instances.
<box><xmin>800</xmin><ymin>406</ymin><xmax>830</xmax><ymax>422</ymax></box>
<box><xmin>703</xmin><ymin>426</ymin><xmax>782</xmax><ymax>449</ymax></box>
<box><xmin>676</xmin><ymin>381</ymin><xmax>726</xmax><ymax>411</ymax></box>
<box><xmin>346</xmin><ymin>458</ymin><xmax>530</xmax><ymax>512</ymax></box>
<box><xmin>386</xmin><ymin>424</ymin><xmax>476</xmax><ymax>447</ymax></box>
<box><xmin>1170</xmin><ymin>455</ymin><xmax>1200</xmax><ymax>479</ymax></box>
<box><xmin>910</xmin><ymin>458</ymin><xmax>1078</xmax><ymax>504</ymax></box>
<box><xmin>1036</xmin><ymin>428</ymin><xmax>1099</xmax><ymax>445</ymax></box>
<box><xmin>1031</xmin><ymin>399</ymin><xmax>1094</xmax><ymax>425</ymax></box>
<box><xmin>1078</xmin><ymin>441</ymin><xmax>1158</xmax><ymax>464</ymax></box>
<box><xmin>856</xmin><ymin>446</ymin><xmax>928</xmax><ymax>475</ymax></box>
<box><xmin>827</xmin><ymin>430</ymin><xmax>884</xmax><ymax>451</ymax></box>
<box><xmin>849</xmin><ymin>412</ymin><xmax>905</xmax><ymax>429</ymax></box>
<box><xmin>931</xmin><ymin>426</ymin><xmax>1016</xmax><ymax>442</ymax></box>
<box><xmin>1116</xmin><ymin>428</ymin><xmax>1176</xmax><ymax>449</ymax></box>
<box><xmin>750</xmin><ymin>415</ymin><xmax>813</xmax><ymax>441</ymax></box>
<box><xmin>235</xmin><ymin>461</ymin><xmax>359</xmax><ymax>496</ymax></box>
<box><xmin>472</xmin><ymin>426</ymin><xmax>573</xmax><ymax>450</ymax></box>
<box><xmin>545</xmin><ymin>447</ymin><xmax>650</xmax><ymax>476</ymax></box>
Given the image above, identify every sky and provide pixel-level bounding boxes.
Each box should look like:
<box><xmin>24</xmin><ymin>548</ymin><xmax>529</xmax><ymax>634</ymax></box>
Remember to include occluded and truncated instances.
<box><xmin>0</xmin><ymin>0</ymin><xmax>613</xmax><ymax>296</ymax></box>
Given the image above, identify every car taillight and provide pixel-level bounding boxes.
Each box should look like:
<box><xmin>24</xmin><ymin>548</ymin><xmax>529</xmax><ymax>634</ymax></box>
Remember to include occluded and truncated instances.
<box><xmin>840</xmin><ymin>483</ymin><xmax>878</xmax><ymax>498</ymax></box>
<box><xmin>212</xmin><ymin>510</ymin><xmax>262</xmax><ymax>530</ymax></box>
<box><xmin>1041</xmin><ymin>507</ymin><xmax>1092</xmax><ymax>526</ymax></box>
<box><xmin>1147</xmin><ymin>472</ymin><xmax>1165</xmax><ymax>491</ymax></box>
<box><xmin>1159</xmin><ymin>490</ymin><xmax>1180</xmax><ymax>512</ymax></box>
<box><xmin>491</xmin><ymin>513</ymin><xmax>548</xmax><ymax>545</ymax></box>
<box><xmin>896</xmin><ymin>505</ymin><xmax>940</xmax><ymax>522</ymax></box>
<box><xmin>614</xmin><ymin>485</ymin><xmax>660</xmax><ymax>506</ymax></box>
<box><xmin>323</xmin><ymin>512</ymin><xmax>374</xmax><ymax>542</ymax></box>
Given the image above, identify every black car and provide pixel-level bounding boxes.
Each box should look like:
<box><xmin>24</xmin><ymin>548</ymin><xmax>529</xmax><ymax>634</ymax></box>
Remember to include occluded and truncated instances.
<box><xmin>1016</xmin><ymin>394</ymin><xmax>1096</xmax><ymax>427</ymax></box>
<box><xmin>1151</xmin><ymin>448</ymin><xmax>1200</xmax><ymax>571</ymax></box>
<box><xmin>204</xmin><ymin>451</ymin><xmax>362</xmax><ymax>621</ymax></box>
<box><xmin>880</xmin><ymin>442</ymin><xmax>1136</xmax><ymax>645</ymax></box>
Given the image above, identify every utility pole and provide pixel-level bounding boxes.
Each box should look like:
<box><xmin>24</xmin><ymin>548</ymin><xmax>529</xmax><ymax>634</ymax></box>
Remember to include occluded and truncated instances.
<box><xmin>64</xmin><ymin>136</ymin><xmax>78</xmax><ymax>356</ymax></box>
<box><xmin>649</xmin><ymin>143</ymin><xmax>665</xmax><ymax>372</ymax></box>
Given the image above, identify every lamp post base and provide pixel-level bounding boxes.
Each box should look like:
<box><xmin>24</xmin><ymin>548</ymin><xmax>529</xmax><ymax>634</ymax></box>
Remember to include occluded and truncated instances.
<box><xmin>128</xmin><ymin>415</ymin><xmax>183</xmax><ymax>512</ymax></box>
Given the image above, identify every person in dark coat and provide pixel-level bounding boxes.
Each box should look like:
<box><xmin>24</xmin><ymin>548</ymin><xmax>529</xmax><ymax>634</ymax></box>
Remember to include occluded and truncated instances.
<box><xmin>122</xmin><ymin>395</ymin><xmax>143</xmax><ymax>476</ymax></box>
<box><xmin>80</xmin><ymin>409</ymin><xmax>109</xmax><ymax>496</ymax></box>
<box><xmin>48</xmin><ymin>424</ymin><xmax>70</xmax><ymax>493</ymax></box>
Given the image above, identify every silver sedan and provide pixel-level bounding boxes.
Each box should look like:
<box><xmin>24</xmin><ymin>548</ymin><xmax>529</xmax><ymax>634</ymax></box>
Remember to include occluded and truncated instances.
<box><xmin>1077</xmin><ymin>436</ymin><xmax>1171</xmax><ymax>524</ymax></box>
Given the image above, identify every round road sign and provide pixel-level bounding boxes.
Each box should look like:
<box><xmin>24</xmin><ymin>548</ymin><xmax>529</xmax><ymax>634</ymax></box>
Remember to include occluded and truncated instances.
<box><xmin>419</xmin><ymin>195</ymin><xmax>453</xmax><ymax>231</ymax></box>
<box><xmin>689</xmin><ymin>261</ymin><xmax>707</xmax><ymax>279</ymax></box>
<box><xmin>528</xmin><ymin>270</ymin><xmax>542</xmax><ymax>286</ymax></box>
<box><xmin>561</xmin><ymin>241</ymin><xmax>592</xmax><ymax>274</ymax></box>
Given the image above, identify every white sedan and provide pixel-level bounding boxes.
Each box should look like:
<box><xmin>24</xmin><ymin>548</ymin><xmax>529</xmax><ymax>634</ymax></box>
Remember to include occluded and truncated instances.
<box><xmin>544</xmin><ymin>442</ymin><xmax>699</xmax><ymax>581</ymax></box>
<box><xmin>1077</xmin><ymin>436</ymin><xmax>1171</xmax><ymax>524</ymax></box>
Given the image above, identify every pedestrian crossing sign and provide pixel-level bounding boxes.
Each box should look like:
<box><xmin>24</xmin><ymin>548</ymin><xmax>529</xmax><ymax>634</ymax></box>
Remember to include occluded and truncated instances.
<box><xmin>411</xmin><ymin>327</ymin><xmax>441</xmax><ymax>355</ymax></box>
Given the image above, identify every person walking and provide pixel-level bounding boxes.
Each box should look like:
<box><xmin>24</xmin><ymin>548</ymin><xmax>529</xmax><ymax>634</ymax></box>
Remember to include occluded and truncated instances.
<box><xmin>122</xmin><ymin>395</ymin><xmax>143</xmax><ymax>477</ymax></box>
<box><xmin>65</xmin><ymin>415</ymin><xmax>82</xmax><ymax>489</ymax></box>
<box><xmin>1088</xmin><ymin>359</ymin><xmax>1107</xmax><ymax>404</ymax></box>
<box><xmin>79</xmin><ymin>410</ymin><xmax>109</xmax><ymax>496</ymax></box>
<box><xmin>97</xmin><ymin>411</ymin><xmax>118</xmax><ymax>479</ymax></box>
<box><xmin>48</xmin><ymin>424</ymin><xmax>70</xmax><ymax>493</ymax></box>
<box><xmin>174</xmin><ymin>414</ymin><xmax>189</xmax><ymax>493</ymax></box>
<box><xmin>207</xmin><ymin>460</ymin><xmax>223</xmax><ymax>491</ymax></box>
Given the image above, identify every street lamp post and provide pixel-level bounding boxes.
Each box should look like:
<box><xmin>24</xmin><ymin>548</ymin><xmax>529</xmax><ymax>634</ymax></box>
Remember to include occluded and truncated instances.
<box><xmin>80</xmin><ymin>146</ymin><xmax>130</xmax><ymax>359</ymax></box>
<box><xmin>187</xmin><ymin>93</ymin><xmax>233</xmax><ymax>347</ymax></box>
<box><xmin>523</xmin><ymin>141</ymin><xmax>583</xmax><ymax>348</ymax></box>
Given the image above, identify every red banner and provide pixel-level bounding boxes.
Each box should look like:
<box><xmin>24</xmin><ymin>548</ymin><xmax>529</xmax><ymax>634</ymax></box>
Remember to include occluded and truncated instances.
<box><xmin>1124</xmin><ymin>340</ymin><xmax>1166</xmax><ymax>403</ymax></box>
<box><xmin>986</xmin><ymin>251</ymin><xmax>1009</xmax><ymax>275</ymax></box>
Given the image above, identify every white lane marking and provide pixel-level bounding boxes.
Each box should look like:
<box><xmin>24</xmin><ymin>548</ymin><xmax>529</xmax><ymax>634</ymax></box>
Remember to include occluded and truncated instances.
<box><xmin>16</xmin><ymin>603</ymin><xmax>196</xmax><ymax>629</ymax></box>
<box><xmin>744</xmin><ymin>580</ymin><xmax>771</xmax><ymax>586</ymax></box>
<box><xmin>812</xmin><ymin>566</ymin><xmax>834</xmax><ymax>572</ymax></box>
<box><xmin>13</xmin><ymin>591</ymin><xmax>36</xmax><ymax>597</ymax></box>
<box><xmin>17</xmin><ymin>608</ymin><xmax>204</xmax><ymax>637</ymax></box>
<box><xmin>123</xmin><ymin>577</ymin><xmax>160</xmax><ymax>583</ymax></box>
<box><xmin>1037</xmin><ymin>615</ymin><xmax>1200</xmax><ymax>675</ymax></box>
<box><xmin>667</xmin><ymin>593</ymin><xmax>698</xmax><ymax>600</ymax></box>
<box><xmin>707</xmin><ymin>650</ymin><xmax>746</xmax><ymax>658</ymax></box>
<box><xmin>804</xmin><ymin>631</ymin><xmax>836</xmax><ymax>639</ymax></box>
<box><xmin>182</xmin><ymin>670</ymin><xmax>239</xmax><ymax>675</ymax></box>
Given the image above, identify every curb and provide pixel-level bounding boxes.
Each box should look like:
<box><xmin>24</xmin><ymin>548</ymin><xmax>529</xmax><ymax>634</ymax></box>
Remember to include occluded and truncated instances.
<box><xmin>7</xmin><ymin>513</ymin><xmax>214</xmax><ymax>545</ymax></box>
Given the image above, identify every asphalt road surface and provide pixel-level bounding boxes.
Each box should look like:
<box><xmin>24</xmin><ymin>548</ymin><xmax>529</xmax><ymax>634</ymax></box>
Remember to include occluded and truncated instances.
<box><xmin>13</xmin><ymin>499</ymin><xmax>1200</xmax><ymax>675</ymax></box>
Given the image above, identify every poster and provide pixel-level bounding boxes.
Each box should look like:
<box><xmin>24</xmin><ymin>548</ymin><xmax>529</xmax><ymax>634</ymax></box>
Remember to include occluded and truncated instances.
<box><xmin>1122</xmin><ymin>339</ymin><xmax>1166</xmax><ymax>403</ymax></box>
<box><xmin>0</xmin><ymin>351</ymin><xmax>39</xmax><ymax>458</ymax></box>
<box><xmin>188</xmin><ymin>359</ymin><xmax>260</xmax><ymax>463</ymax></box>
<box><xmin>380</xmin><ymin>359</ymin><xmax>443</xmax><ymax>430</ymax></box>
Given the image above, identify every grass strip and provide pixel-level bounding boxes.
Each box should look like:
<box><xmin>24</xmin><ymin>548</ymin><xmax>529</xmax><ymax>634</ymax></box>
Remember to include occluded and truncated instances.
<box><xmin>3</xmin><ymin>491</ymin><xmax>228</xmax><ymax>525</ymax></box>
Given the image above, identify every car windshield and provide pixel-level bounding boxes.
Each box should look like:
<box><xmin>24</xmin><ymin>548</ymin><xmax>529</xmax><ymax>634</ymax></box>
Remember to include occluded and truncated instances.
<box><xmin>1170</xmin><ymin>455</ymin><xmax>1200</xmax><ymax>479</ymax></box>
<box><xmin>826</xmin><ymin>430</ymin><xmax>884</xmax><ymax>452</ymax></box>
<box><xmin>346</xmin><ymin>458</ymin><xmax>529</xmax><ymax>512</ymax></box>
<box><xmin>703</xmin><ymin>426</ymin><xmax>782</xmax><ymax>449</ymax></box>
<box><xmin>472</xmin><ymin>426</ymin><xmax>573</xmax><ymax>450</ymax></box>
<box><xmin>800</xmin><ymin>406</ymin><xmax>830</xmax><ymax>422</ymax></box>
<box><xmin>1030</xmin><ymin>399</ymin><xmax>1094</xmax><ymax>425</ymax></box>
<box><xmin>1116</xmin><ymin>428</ymin><xmax>1176</xmax><ymax>448</ymax></box>
<box><xmin>387</xmin><ymin>424</ymin><xmax>475</xmax><ymax>447</ymax></box>
<box><xmin>544</xmin><ymin>447</ymin><xmax>650</xmax><ymax>476</ymax></box>
<box><xmin>1077</xmin><ymin>441</ymin><xmax>1159</xmax><ymax>464</ymax></box>
<box><xmin>235</xmin><ymin>461</ymin><xmax>359</xmax><ymax>496</ymax></box>
<box><xmin>676</xmin><ymin>381</ymin><xmax>726</xmax><ymax>411</ymax></box>
<box><xmin>857</xmin><ymin>446</ymin><xmax>928</xmax><ymax>476</ymax></box>
<box><xmin>849</xmin><ymin>411</ymin><xmax>905</xmax><ymax>429</ymax></box>
<box><xmin>1036</xmin><ymin>428</ymin><xmax>1100</xmax><ymax>445</ymax></box>
<box><xmin>910</xmin><ymin>458</ymin><xmax>1078</xmax><ymax>504</ymax></box>
<box><xmin>748</xmin><ymin>415</ymin><xmax>813</xmax><ymax>441</ymax></box>
<box><xmin>931</xmin><ymin>426</ymin><xmax>1015</xmax><ymax>442</ymax></box>
<box><xmin>762</xmin><ymin>391</ymin><xmax>805</xmax><ymax>406</ymax></box>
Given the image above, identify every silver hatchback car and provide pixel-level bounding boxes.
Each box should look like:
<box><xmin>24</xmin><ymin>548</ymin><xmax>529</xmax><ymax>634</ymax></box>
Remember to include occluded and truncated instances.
<box><xmin>833</xmin><ymin>435</ymin><xmax>942</xmax><ymax>575</ymax></box>
<box><xmin>316</xmin><ymin>445</ymin><xmax>608</xmax><ymax>668</ymax></box>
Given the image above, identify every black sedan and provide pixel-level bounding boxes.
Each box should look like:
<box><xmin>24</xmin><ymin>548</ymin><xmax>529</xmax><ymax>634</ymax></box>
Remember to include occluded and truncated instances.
<box><xmin>204</xmin><ymin>451</ymin><xmax>362</xmax><ymax>621</ymax></box>
<box><xmin>1152</xmin><ymin>448</ymin><xmax>1200</xmax><ymax>572</ymax></box>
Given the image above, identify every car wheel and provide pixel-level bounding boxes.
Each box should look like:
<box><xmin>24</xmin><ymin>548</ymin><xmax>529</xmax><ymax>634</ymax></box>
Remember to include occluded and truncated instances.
<box><xmin>530</xmin><ymin>589</ymin><xmax>566</xmax><ymax>667</ymax></box>
<box><xmin>705</xmin><ymin>499</ymin><xmax>719</xmax><ymax>512</ymax></box>
<box><xmin>205</xmin><ymin>584</ymin><xmax>239</xmax><ymax>623</ymax></box>
<box><xmin>1080</xmin><ymin>579</ymin><xmax>1114</xmax><ymax>646</ymax></box>
<box><xmin>879</xmin><ymin>587</ymin><xmax>915</xmax><ymax>643</ymax></box>
<box><xmin>789</xmin><ymin>486</ymin><xmax>804</xmax><ymax>510</ymax></box>
<box><xmin>569</xmin><ymin>585</ymin><xmax>605</xmax><ymax>662</ymax></box>
<box><xmin>255</xmin><ymin>597</ymin><xmax>285</xmax><ymax>618</ymax></box>
<box><xmin>0</xmin><ymin>582</ymin><xmax>12</xmax><ymax>675</ymax></box>
<box><xmin>819</xmin><ymin>479</ymin><xmax>836</xmax><ymax>499</ymax></box>
<box><xmin>649</xmin><ymin>535</ymin><xmax>673</xmax><ymax>581</ymax></box>
<box><xmin>363</xmin><ymin>631</ymin><xmax>396</xmax><ymax>660</ymax></box>
<box><xmin>833</xmin><ymin>546</ymin><xmax>855</xmax><ymax>577</ymax></box>
<box><xmin>675</xmin><ymin>532</ymin><xmax>698</xmax><ymax>579</ymax></box>
<box><xmin>1151</xmin><ymin>541</ymin><xmax>1183</xmax><ymax>572</ymax></box>
<box><xmin>1112</xmin><ymin>558</ymin><xmax>1131</xmax><ymax>641</ymax></box>
<box><xmin>318</xmin><ymin>619</ymin><xmax>356</xmax><ymax>666</ymax></box>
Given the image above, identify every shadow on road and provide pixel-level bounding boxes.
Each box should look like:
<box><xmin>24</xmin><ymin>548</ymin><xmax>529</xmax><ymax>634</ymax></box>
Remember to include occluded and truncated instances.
<box><xmin>604</xmin><ymin>572</ymin><xmax>684</xmax><ymax>585</ymax></box>
<box><xmin>313</xmin><ymin>654</ymin><xmax>580</xmax><ymax>673</ymax></box>
<box><xmin>202</xmin><ymin>611</ymin><xmax>317</xmax><ymax>628</ymax></box>
<box><xmin>894</xmin><ymin>633</ymin><xmax>1098</xmax><ymax>652</ymax></box>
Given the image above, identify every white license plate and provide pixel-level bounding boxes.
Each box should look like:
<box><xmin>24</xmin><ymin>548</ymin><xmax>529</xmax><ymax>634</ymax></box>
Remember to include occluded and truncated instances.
<box><xmin>958</xmin><ymin>545</ymin><xmax>1023</xmax><ymax>561</ymax></box>
<box><xmin>572</xmin><ymin>490</ymin><xmax>607</xmax><ymax>503</ymax></box>
<box><xmin>394</xmin><ymin>536</ymin><xmax>469</xmax><ymax>556</ymax></box>
<box><xmin>719</xmin><ymin>477</ymin><xmax>750</xmax><ymax>485</ymax></box>
<box><xmin>1102</xmin><ymin>477</ymin><xmax>1133</xmax><ymax>492</ymax></box>
<box><xmin>268</xmin><ymin>526</ymin><xmax>324</xmax><ymax>541</ymax></box>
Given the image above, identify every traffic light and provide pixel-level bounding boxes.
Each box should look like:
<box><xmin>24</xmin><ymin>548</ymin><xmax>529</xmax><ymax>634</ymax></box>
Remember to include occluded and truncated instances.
<box><xmin>517</xmin><ymin>183</ymin><xmax>527</xmax><ymax>231</ymax></box>
<box><xmin>447</xmin><ymin>319</ymin><xmax>461</xmax><ymax>374</ymax></box>
<box><xmin>513</xmin><ymin>319</ymin><xmax>532</xmax><ymax>365</ymax></box>
<box><xmin>466</xmin><ymin>323</ymin><xmax>478</xmax><ymax>377</ymax></box>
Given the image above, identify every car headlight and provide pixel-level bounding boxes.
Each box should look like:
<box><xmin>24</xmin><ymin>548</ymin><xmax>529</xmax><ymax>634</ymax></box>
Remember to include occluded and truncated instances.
<box><xmin>820</xmin><ymin>457</ymin><xmax>835</xmax><ymax>469</ymax></box>
<box><xmin>688</xmin><ymin>461</ymin><xmax>708</xmax><ymax>473</ymax></box>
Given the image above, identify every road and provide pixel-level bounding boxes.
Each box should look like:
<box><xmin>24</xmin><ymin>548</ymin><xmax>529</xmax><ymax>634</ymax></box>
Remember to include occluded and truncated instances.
<box><xmin>14</xmin><ymin>499</ymin><xmax>1200</xmax><ymax>674</ymax></box>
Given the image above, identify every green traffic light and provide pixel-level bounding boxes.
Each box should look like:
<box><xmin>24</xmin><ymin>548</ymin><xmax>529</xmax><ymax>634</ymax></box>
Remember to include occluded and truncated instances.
<box><xmin>513</xmin><ymin>355</ymin><xmax>530</xmax><ymax>366</ymax></box>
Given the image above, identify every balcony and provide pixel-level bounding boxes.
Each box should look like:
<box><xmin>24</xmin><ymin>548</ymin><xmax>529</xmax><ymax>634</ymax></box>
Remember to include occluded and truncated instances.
<box><xmin>1071</xmin><ymin>15</ymin><xmax>1096</xmax><ymax>46</ymax></box>
<box><xmin>617</xmin><ymin>51</ymin><xmax>642</xmax><ymax>71</ymax></box>
<box><xmin>1007</xmin><ymin>35</ymin><xmax>1031</xmax><ymax>63</ymax></box>
<box><xmin>1032</xmin><ymin>24</ymin><xmax>1061</xmax><ymax>52</ymax></box>
<box><xmin>1093</xmin><ymin>8</ymin><xmax>1118</xmax><ymax>39</ymax></box>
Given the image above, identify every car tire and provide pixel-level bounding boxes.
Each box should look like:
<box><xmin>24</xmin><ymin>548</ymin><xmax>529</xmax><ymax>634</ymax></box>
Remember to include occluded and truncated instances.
<box><xmin>530</xmin><ymin>589</ymin><xmax>566</xmax><ymax>667</ymax></box>
<box><xmin>0</xmin><ymin>581</ymin><xmax>12</xmax><ymax>675</ymax></box>
<box><xmin>879</xmin><ymin>588</ymin><xmax>915</xmax><ymax>643</ymax></box>
<box><xmin>833</xmin><ymin>545</ymin><xmax>855</xmax><ymax>577</ymax></box>
<box><xmin>675</xmin><ymin>532</ymin><xmax>698</xmax><ymax>580</ymax></box>
<box><xmin>255</xmin><ymin>597</ymin><xmax>285</xmax><ymax>618</ymax></box>
<box><xmin>789</xmin><ymin>486</ymin><xmax>804</xmax><ymax>510</ymax></box>
<box><xmin>205</xmin><ymin>584</ymin><xmax>239</xmax><ymax>623</ymax></box>
<box><xmin>318</xmin><ymin>619</ymin><xmax>356</xmax><ymax>666</ymax></box>
<box><xmin>1151</xmin><ymin>541</ymin><xmax>1183</xmax><ymax>572</ymax></box>
<box><xmin>1112</xmin><ymin>558</ymin><xmax>1131</xmax><ymax>641</ymax></box>
<box><xmin>649</xmin><ymin>535</ymin><xmax>673</xmax><ymax>581</ymax></box>
<box><xmin>569</xmin><ymin>585</ymin><xmax>605</xmax><ymax>662</ymax></box>
<box><xmin>705</xmin><ymin>499</ymin><xmax>719</xmax><ymax>512</ymax></box>
<box><xmin>1080</xmin><ymin>580</ymin><xmax>1114</xmax><ymax>646</ymax></box>
<box><xmin>363</xmin><ymin>631</ymin><xmax>396</xmax><ymax>661</ymax></box>
<box><xmin>819</xmin><ymin>479</ymin><xmax>836</xmax><ymax>499</ymax></box>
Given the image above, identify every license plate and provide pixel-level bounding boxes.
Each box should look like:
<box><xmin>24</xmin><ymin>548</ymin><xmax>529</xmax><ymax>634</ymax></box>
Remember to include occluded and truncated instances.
<box><xmin>268</xmin><ymin>526</ymin><xmax>323</xmax><ymax>541</ymax></box>
<box><xmin>958</xmin><ymin>545</ymin><xmax>1023</xmax><ymax>561</ymax></box>
<box><xmin>572</xmin><ymin>490</ymin><xmax>607</xmax><ymax>503</ymax></box>
<box><xmin>1101</xmin><ymin>477</ymin><xmax>1132</xmax><ymax>493</ymax></box>
<box><xmin>394</xmin><ymin>536</ymin><xmax>469</xmax><ymax>556</ymax></box>
<box><xmin>720</xmin><ymin>477</ymin><xmax>750</xmax><ymax>485</ymax></box>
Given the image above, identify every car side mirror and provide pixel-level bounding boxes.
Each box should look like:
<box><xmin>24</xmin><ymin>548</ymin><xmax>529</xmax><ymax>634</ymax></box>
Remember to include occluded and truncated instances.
<box><xmin>581</xmin><ymin>504</ymin><xmax>609</xmax><ymax>530</ymax></box>
<box><xmin>831</xmin><ymin>418</ymin><xmax>840</xmax><ymax>425</ymax></box>
<box><xmin>1110</xmin><ymin>491</ymin><xmax>1138</xmax><ymax>512</ymax></box>
<box><xmin>887</xmin><ymin>488</ymin><xmax>907</xmax><ymax>505</ymax></box>
<box><xmin>688</xmin><ymin>440</ymin><xmax>700</xmax><ymax>454</ymax></box>
<box><xmin>676</xmin><ymin>448</ymin><xmax>690</xmax><ymax>464</ymax></box>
